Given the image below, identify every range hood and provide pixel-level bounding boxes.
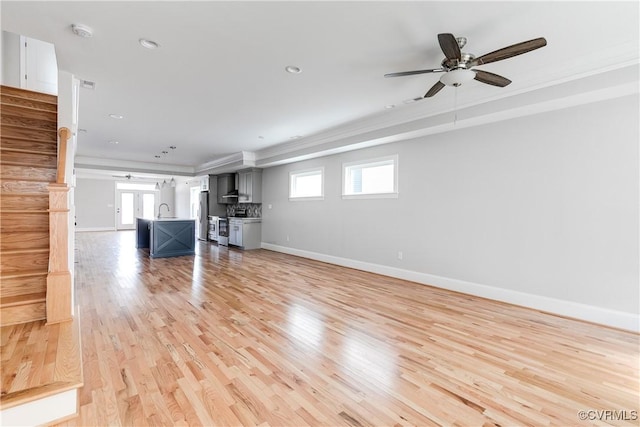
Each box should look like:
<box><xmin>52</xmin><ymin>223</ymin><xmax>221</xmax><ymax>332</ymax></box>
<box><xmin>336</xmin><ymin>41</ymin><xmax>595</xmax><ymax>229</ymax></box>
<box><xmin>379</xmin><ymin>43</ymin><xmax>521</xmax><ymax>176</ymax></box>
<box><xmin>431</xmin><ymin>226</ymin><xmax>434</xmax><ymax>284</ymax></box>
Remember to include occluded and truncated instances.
<box><xmin>221</xmin><ymin>189</ymin><xmax>238</xmax><ymax>199</ymax></box>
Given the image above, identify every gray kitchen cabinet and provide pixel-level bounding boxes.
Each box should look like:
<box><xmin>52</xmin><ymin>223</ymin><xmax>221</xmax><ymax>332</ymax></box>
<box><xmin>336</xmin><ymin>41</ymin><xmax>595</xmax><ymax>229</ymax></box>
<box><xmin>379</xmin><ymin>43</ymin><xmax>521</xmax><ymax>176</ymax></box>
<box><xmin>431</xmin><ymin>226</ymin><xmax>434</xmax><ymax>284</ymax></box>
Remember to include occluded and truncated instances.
<box><xmin>228</xmin><ymin>218</ymin><xmax>261</xmax><ymax>249</ymax></box>
<box><xmin>229</xmin><ymin>219</ymin><xmax>241</xmax><ymax>246</ymax></box>
<box><xmin>238</xmin><ymin>168</ymin><xmax>262</xmax><ymax>203</ymax></box>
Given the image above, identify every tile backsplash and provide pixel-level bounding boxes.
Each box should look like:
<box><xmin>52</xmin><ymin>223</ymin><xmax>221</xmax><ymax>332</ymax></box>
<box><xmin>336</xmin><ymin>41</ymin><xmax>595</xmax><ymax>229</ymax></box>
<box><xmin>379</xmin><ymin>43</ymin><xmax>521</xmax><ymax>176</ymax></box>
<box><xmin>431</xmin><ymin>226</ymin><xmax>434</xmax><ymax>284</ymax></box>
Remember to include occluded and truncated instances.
<box><xmin>227</xmin><ymin>203</ymin><xmax>262</xmax><ymax>218</ymax></box>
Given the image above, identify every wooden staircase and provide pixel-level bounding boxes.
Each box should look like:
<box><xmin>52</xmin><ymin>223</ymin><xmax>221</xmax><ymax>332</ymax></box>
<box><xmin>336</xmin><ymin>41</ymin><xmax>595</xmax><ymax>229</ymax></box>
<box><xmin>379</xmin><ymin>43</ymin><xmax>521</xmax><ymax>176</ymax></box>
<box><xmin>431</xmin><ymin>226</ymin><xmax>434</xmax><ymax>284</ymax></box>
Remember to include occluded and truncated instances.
<box><xmin>1</xmin><ymin>85</ymin><xmax>58</xmax><ymax>326</ymax></box>
<box><xmin>1</xmin><ymin>85</ymin><xmax>82</xmax><ymax>425</ymax></box>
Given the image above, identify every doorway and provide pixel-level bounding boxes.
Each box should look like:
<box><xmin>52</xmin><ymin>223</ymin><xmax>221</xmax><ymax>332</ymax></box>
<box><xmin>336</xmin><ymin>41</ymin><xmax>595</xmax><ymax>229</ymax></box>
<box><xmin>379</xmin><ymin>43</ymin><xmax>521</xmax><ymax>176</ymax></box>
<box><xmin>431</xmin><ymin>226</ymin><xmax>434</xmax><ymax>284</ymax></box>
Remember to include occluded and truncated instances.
<box><xmin>116</xmin><ymin>190</ymin><xmax>158</xmax><ymax>230</ymax></box>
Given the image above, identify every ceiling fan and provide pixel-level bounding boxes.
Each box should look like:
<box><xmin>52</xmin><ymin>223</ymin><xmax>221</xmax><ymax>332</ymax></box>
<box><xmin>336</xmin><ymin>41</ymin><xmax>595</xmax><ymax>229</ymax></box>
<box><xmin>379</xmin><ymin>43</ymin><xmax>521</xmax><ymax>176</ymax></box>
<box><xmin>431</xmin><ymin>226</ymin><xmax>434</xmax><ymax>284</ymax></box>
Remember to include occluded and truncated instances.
<box><xmin>385</xmin><ymin>33</ymin><xmax>547</xmax><ymax>98</ymax></box>
<box><xmin>112</xmin><ymin>174</ymin><xmax>137</xmax><ymax>180</ymax></box>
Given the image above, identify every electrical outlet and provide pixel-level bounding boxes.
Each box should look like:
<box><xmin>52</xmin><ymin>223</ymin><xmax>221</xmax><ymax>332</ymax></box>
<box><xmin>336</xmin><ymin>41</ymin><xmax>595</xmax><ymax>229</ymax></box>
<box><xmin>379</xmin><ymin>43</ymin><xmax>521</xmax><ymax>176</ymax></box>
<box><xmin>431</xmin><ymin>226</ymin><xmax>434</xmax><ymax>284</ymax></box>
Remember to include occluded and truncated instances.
<box><xmin>397</xmin><ymin>251</ymin><xmax>403</xmax><ymax>260</ymax></box>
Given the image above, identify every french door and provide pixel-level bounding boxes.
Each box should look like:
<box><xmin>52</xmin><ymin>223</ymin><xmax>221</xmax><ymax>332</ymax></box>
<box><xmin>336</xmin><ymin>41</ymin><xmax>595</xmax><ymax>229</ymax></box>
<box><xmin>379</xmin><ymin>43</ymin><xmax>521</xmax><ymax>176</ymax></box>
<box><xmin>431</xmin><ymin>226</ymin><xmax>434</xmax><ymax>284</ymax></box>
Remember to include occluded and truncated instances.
<box><xmin>116</xmin><ymin>191</ymin><xmax>157</xmax><ymax>230</ymax></box>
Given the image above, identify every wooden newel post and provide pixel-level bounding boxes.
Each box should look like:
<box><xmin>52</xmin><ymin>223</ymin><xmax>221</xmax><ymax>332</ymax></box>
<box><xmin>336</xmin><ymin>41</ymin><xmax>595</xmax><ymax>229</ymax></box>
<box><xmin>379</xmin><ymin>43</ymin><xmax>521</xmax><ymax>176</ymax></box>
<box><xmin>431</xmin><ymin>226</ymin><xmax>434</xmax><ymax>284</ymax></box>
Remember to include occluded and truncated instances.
<box><xmin>47</xmin><ymin>127</ymin><xmax>73</xmax><ymax>324</ymax></box>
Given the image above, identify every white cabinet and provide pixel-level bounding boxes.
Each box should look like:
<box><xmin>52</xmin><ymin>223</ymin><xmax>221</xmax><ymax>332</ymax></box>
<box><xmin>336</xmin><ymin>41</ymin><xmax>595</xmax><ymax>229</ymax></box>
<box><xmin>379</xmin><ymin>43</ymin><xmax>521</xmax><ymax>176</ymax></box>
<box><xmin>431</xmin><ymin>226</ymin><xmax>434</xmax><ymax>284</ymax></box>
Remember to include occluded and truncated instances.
<box><xmin>237</xmin><ymin>168</ymin><xmax>262</xmax><ymax>203</ymax></box>
<box><xmin>20</xmin><ymin>36</ymin><xmax>58</xmax><ymax>95</ymax></box>
<box><xmin>200</xmin><ymin>176</ymin><xmax>209</xmax><ymax>191</ymax></box>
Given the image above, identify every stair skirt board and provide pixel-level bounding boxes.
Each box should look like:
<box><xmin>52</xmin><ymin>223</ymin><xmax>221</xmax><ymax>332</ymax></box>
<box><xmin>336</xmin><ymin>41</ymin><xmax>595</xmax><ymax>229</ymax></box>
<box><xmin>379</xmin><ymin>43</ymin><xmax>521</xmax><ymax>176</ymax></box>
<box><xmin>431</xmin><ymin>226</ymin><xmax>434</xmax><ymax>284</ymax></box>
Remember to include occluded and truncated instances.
<box><xmin>0</xmin><ymin>387</ymin><xmax>78</xmax><ymax>426</ymax></box>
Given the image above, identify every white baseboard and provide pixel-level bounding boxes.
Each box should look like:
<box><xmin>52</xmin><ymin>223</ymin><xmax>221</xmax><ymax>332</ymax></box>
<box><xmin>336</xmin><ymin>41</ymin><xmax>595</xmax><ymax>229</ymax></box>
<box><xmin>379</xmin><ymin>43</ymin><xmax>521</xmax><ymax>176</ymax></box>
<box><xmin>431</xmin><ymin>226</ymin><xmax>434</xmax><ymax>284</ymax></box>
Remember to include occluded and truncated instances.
<box><xmin>261</xmin><ymin>243</ymin><xmax>639</xmax><ymax>333</ymax></box>
<box><xmin>75</xmin><ymin>227</ymin><xmax>116</xmax><ymax>232</ymax></box>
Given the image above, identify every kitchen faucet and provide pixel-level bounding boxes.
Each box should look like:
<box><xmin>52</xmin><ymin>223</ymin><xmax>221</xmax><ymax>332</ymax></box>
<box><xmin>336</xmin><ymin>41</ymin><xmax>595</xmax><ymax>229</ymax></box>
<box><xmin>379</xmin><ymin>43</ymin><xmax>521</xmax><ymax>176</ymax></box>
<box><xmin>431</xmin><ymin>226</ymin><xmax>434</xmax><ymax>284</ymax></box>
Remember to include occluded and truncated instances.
<box><xmin>157</xmin><ymin>203</ymin><xmax>170</xmax><ymax>219</ymax></box>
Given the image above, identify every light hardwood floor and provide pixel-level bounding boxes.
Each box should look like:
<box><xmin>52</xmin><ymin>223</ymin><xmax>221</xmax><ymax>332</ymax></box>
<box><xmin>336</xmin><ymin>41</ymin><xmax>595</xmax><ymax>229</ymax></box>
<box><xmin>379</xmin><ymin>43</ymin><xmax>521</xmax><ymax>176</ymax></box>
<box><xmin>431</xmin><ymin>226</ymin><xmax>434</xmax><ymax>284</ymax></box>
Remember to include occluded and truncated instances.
<box><xmin>51</xmin><ymin>231</ymin><xmax>638</xmax><ymax>426</ymax></box>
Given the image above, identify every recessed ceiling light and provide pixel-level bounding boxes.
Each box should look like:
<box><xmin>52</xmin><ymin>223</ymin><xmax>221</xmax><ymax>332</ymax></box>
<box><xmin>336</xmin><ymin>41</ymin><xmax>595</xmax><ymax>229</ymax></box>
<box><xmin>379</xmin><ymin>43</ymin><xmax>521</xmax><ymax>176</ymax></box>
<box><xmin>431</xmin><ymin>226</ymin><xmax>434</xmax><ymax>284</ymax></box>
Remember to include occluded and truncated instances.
<box><xmin>139</xmin><ymin>38</ymin><xmax>160</xmax><ymax>49</ymax></box>
<box><xmin>71</xmin><ymin>24</ymin><xmax>93</xmax><ymax>38</ymax></box>
<box><xmin>403</xmin><ymin>97</ymin><xmax>423</xmax><ymax>104</ymax></box>
<box><xmin>385</xmin><ymin>104</ymin><xmax>396</xmax><ymax>109</ymax></box>
<box><xmin>108</xmin><ymin>140</ymin><xmax>119</xmax><ymax>144</ymax></box>
<box><xmin>109</xmin><ymin>114</ymin><xmax>124</xmax><ymax>119</ymax></box>
<box><xmin>285</xmin><ymin>65</ymin><xmax>301</xmax><ymax>74</ymax></box>
<box><xmin>289</xmin><ymin>135</ymin><xmax>302</xmax><ymax>139</ymax></box>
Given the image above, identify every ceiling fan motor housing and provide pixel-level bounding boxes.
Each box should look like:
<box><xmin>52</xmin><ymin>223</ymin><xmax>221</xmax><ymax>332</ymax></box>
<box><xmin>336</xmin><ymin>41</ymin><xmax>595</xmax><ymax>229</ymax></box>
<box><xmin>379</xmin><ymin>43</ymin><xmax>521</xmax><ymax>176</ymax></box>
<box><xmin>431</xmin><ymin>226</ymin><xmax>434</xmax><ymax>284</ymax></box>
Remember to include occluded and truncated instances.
<box><xmin>442</xmin><ymin>52</ymin><xmax>476</xmax><ymax>70</ymax></box>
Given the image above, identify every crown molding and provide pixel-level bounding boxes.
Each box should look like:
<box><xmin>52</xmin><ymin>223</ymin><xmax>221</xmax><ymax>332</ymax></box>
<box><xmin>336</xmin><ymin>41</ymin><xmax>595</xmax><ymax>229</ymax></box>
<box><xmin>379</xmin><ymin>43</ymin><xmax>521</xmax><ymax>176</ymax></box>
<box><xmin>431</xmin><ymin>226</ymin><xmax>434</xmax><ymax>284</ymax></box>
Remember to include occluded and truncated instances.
<box><xmin>74</xmin><ymin>156</ymin><xmax>195</xmax><ymax>176</ymax></box>
<box><xmin>252</xmin><ymin>62</ymin><xmax>639</xmax><ymax>167</ymax></box>
<box><xmin>195</xmin><ymin>151</ymin><xmax>256</xmax><ymax>174</ymax></box>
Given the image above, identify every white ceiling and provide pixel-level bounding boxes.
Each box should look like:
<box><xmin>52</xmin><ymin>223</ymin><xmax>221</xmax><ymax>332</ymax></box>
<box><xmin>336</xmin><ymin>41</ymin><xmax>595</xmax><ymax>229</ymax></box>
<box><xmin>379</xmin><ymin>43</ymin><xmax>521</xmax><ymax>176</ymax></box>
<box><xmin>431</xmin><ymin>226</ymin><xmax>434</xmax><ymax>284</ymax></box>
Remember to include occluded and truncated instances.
<box><xmin>2</xmin><ymin>1</ymin><xmax>638</xmax><ymax>177</ymax></box>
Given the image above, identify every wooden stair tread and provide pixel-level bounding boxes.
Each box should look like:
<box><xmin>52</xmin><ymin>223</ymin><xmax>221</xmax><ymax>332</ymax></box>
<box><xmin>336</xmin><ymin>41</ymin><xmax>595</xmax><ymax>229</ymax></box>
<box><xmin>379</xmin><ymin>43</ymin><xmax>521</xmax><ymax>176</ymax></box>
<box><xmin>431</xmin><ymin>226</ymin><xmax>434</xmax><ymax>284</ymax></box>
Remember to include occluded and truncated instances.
<box><xmin>0</xmin><ymin>159</ymin><xmax>57</xmax><ymax>169</ymax></box>
<box><xmin>0</xmin><ymin>268</ymin><xmax>48</xmax><ymax>279</ymax></box>
<box><xmin>0</xmin><ymin>146</ymin><xmax>57</xmax><ymax>155</ymax></box>
<box><xmin>0</xmin><ymin>302</ymin><xmax>46</xmax><ymax>327</ymax></box>
<box><xmin>1</xmin><ymin>115</ymin><xmax>58</xmax><ymax>132</ymax></box>
<box><xmin>0</xmin><ymin>152</ymin><xmax>58</xmax><ymax>169</ymax></box>
<box><xmin>0</xmin><ymin>94</ymin><xmax>57</xmax><ymax>112</ymax></box>
<box><xmin>1</xmin><ymin>248</ymin><xmax>49</xmax><ymax>255</ymax></box>
<box><xmin>0</xmin><ymin>97</ymin><xmax>58</xmax><ymax>114</ymax></box>
<box><xmin>0</xmin><ymin>315</ymin><xmax>83</xmax><ymax>410</ymax></box>
<box><xmin>0</xmin><ymin>125</ymin><xmax>57</xmax><ymax>142</ymax></box>
<box><xmin>0</xmin><ymin>180</ymin><xmax>53</xmax><ymax>192</ymax></box>
<box><xmin>1</xmin><ymin>85</ymin><xmax>57</xmax><ymax>104</ymax></box>
<box><xmin>0</xmin><ymin>194</ymin><xmax>48</xmax><ymax>211</ymax></box>
<box><xmin>0</xmin><ymin>166</ymin><xmax>57</xmax><ymax>183</ymax></box>
<box><xmin>1</xmin><ymin>104</ymin><xmax>57</xmax><ymax>123</ymax></box>
<box><xmin>1</xmin><ymin>292</ymin><xmax>47</xmax><ymax>307</ymax></box>
<box><xmin>1</xmin><ymin>207</ymin><xmax>51</xmax><ymax>212</ymax></box>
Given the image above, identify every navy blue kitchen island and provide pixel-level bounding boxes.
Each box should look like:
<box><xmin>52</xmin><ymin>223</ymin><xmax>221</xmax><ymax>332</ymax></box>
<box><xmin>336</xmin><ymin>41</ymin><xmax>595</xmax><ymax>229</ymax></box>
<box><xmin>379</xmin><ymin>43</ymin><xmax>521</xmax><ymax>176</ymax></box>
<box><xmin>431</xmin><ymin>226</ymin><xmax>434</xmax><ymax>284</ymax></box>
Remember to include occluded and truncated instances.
<box><xmin>136</xmin><ymin>218</ymin><xmax>196</xmax><ymax>258</ymax></box>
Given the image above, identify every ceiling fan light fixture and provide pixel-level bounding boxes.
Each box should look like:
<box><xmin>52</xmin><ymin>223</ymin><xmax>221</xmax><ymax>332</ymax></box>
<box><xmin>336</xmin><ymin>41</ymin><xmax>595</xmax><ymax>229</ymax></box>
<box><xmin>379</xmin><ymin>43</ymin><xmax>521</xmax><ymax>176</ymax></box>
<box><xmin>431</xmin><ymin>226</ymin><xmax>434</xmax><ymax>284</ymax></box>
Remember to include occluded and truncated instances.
<box><xmin>440</xmin><ymin>69</ymin><xmax>475</xmax><ymax>87</ymax></box>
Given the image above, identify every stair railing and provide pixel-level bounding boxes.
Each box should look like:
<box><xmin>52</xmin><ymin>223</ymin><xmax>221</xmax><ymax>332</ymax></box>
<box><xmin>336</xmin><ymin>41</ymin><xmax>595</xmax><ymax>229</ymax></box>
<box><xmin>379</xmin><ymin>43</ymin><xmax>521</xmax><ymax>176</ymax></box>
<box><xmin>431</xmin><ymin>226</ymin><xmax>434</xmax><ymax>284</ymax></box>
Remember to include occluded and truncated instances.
<box><xmin>46</xmin><ymin>127</ymin><xmax>73</xmax><ymax>324</ymax></box>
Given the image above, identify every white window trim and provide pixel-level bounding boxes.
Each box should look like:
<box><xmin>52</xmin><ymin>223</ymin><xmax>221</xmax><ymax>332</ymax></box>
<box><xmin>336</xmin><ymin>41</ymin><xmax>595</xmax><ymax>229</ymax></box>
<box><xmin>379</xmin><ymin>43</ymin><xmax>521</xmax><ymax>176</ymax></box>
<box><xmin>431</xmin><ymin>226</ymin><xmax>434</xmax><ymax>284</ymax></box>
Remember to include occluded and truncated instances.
<box><xmin>289</xmin><ymin>167</ymin><xmax>324</xmax><ymax>201</ymax></box>
<box><xmin>342</xmin><ymin>154</ymin><xmax>399</xmax><ymax>199</ymax></box>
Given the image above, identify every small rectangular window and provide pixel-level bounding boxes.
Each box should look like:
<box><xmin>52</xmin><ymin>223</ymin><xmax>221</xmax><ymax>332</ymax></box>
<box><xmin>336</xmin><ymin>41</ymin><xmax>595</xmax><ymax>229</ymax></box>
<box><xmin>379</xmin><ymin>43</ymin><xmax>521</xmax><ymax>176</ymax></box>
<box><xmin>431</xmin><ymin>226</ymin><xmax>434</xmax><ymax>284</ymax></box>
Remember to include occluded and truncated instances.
<box><xmin>289</xmin><ymin>167</ymin><xmax>324</xmax><ymax>200</ymax></box>
<box><xmin>116</xmin><ymin>182</ymin><xmax>157</xmax><ymax>191</ymax></box>
<box><xmin>343</xmin><ymin>155</ymin><xmax>398</xmax><ymax>199</ymax></box>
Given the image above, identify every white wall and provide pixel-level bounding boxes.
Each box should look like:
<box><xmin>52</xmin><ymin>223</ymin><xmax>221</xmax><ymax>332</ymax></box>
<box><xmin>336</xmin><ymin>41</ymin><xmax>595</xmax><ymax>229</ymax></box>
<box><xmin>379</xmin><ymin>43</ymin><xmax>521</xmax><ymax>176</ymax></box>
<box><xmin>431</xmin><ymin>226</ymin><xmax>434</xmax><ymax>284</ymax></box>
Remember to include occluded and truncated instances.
<box><xmin>175</xmin><ymin>181</ymin><xmax>193</xmax><ymax>219</ymax></box>
<box><xmin>261</xmin><ymin>94</ymin><xmax>639</xmax><ymax>330</ymax></box>
<box><xmin>75</xmin><ymin>178</ymin><xmax>116</xmax><ymax>231</ymax></box>
<box><xmin>1</xmin><ymin>31</ymin><xmax>20</xmax><ymax>87</ymax></box>
<box><xmin>159</xmin><ymin>185</ymin><xmax>176</xmax><ymax>212</ymax></box>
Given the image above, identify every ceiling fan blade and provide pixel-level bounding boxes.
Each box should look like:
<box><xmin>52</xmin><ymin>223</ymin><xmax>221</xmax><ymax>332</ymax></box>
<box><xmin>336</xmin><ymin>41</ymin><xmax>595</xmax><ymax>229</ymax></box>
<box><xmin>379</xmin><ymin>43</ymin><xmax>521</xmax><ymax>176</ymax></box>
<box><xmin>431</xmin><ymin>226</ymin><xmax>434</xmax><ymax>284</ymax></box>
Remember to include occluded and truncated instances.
<box><xmin>438</xmin><ymin>33</ymin><xmax>461</xmax><ymax>61</ymax></box>
<box><xmin>424</xmin><ymin>81</ymin><xmax>445</xmax><ymax>98</ymax></box>
<box><xmin>471</xmin><ymin>37</ymin><xmax>547</xmax><ymax>66</ymax></box>
<box><xmin>384</xmin><ymin>68</ymin><xmax>444</xmax><ymax>78</ymax></box>
<box><xmin>474</xmin><ymin>70</ymin><xmax>512</xmax><ymax>87</ymax></box>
